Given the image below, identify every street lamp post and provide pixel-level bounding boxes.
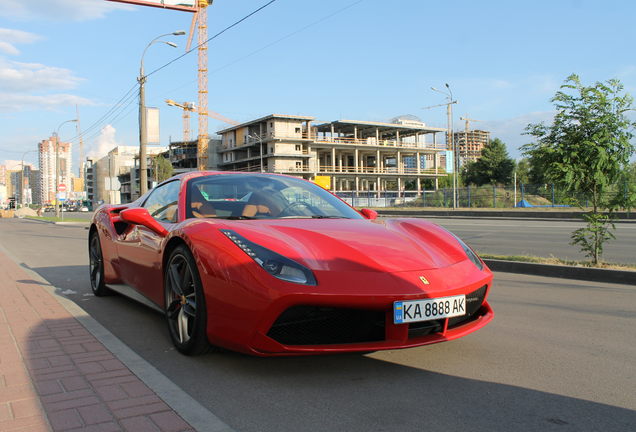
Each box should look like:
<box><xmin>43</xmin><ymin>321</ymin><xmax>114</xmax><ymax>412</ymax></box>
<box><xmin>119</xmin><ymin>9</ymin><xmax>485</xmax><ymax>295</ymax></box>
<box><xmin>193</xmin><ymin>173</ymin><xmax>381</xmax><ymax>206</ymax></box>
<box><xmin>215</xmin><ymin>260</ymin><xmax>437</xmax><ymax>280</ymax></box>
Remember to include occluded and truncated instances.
<box><xmin>431</xmin><ymin>84</ymin><xmax>458</xmax><ymax>209</ymax></box>
<box><xmin>54</xmin><ymin>119</ymin><xmax>78</xmax><ymax>218</ymax></box>
<box><xmin>138</xmin><ymin>31</ymin><xmax>185</xmax><ymax>198</ymax></box>
<box><xmin>248</xmin><ymin>134</ymin><xmax>264</xmax><ymax>172</ymax></box>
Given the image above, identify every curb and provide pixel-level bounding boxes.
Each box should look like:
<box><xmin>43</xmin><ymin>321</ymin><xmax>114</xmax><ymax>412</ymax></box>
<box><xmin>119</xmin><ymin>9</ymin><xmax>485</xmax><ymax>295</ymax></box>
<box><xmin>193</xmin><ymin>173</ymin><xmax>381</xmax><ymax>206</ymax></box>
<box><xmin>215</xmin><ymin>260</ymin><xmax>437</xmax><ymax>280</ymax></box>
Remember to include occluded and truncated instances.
<box><xmin>20</xmin><ymin>217</ymin><xmax>89</xmax><ymax>226</ymax></box>
<box><xmin>376</xmin><ymin>209</ymin><xmax>636</xmax><ymax>223</ymax></box>
<box><xmin>484</xmin><ymin>259</ymin><xmax>636</xmax><ymax>286</ymax></box>
<box><xmin>0</xmin><ymin>242</ymin><xmax>235</xmax><ymax>432</ymax></box>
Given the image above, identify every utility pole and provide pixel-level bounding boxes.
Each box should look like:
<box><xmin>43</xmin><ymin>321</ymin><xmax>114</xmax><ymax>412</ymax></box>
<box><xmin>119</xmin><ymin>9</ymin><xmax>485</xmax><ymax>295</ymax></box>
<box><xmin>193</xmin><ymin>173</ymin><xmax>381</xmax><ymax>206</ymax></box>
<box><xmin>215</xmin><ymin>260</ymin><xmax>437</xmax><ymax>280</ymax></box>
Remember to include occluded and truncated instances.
<box><xmin>138</xmin><ymin>32</ymin><xmax>183</xmax><ymax>197</ymax></box>
<box><xmin>138</xmin><ymin>71</ymin><xmax>148</xmax><ymax>197</ymax></box>
<box><xmin>430</xmin><ymin>84</ymin><xmax>458</xmax><ymax>208</ymax></box>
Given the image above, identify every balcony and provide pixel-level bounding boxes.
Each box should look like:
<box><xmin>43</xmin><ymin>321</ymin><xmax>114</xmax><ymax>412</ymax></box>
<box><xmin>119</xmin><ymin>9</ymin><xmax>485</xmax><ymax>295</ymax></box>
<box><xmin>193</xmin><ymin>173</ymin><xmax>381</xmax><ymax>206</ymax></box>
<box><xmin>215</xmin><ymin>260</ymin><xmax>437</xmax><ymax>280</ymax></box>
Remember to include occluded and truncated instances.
<box><xmin>316</xmin><ymin>165</ymin><xmax>444</xmax><ymax>176</ymax></box>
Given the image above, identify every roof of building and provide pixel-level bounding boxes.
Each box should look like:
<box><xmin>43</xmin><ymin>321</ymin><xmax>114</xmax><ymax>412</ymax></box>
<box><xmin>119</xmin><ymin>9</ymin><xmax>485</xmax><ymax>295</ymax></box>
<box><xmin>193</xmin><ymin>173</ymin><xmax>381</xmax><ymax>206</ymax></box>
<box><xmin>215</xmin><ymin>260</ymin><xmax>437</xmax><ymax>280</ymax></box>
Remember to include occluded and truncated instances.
<box><xmin>315</xmin><ymin>119</ymin><xmax>446</xmax><ymax>137</ymax></box>
<box><xmin>216</xmin><ymin>114</ymin><xmax>315</xmax><ymax>134</ymax></box>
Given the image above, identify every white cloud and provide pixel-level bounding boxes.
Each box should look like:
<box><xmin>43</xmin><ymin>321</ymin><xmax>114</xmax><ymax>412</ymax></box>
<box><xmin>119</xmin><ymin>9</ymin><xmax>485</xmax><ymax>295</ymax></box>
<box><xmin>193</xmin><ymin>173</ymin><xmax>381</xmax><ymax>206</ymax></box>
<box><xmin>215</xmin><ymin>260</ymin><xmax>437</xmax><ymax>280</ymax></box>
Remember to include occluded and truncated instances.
<box><xmin>0</xmin><ymin>92</ymin><xmax>93</xmax><ymax>112</ymax></box>
<box><xmin>0</xmin><ymin>59</ymin><xmax>83</xmax><ymax>92</ymax></box>
<box><xmin>480</xmin><ymin>111</ymin><xmax>555</xmax><ymax>159</ymax></box>
<box><xmin>88</xmin><ymin>125</ymin><xmax>120</xmax><ymax>160</ymax></box>
<box><xmin>0</xmin><ymin>0</ymin><xmax>131</xmax><ymax>22</ymax></box>
<box><xmin>0</xmin><ymin>28</ymin><xmax>41</xmax><ymax>55</ymax></box>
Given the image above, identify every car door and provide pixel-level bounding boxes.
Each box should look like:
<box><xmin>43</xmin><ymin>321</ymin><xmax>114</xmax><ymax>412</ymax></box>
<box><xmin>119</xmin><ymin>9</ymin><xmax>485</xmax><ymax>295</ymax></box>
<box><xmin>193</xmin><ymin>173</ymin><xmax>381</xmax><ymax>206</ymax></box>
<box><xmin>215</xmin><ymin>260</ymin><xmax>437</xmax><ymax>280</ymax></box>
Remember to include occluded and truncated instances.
<box><xmin>117</xmin><ymin>180</ymin><xmax>180</xmax><ymax>306</ymax></box>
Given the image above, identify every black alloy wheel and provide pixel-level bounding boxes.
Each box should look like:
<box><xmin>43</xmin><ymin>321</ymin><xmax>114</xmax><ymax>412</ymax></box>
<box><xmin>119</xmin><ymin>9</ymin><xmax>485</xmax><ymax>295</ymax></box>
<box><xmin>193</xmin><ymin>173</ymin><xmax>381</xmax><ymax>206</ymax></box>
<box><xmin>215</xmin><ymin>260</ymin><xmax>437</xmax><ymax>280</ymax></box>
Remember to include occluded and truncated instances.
<box><xmin>89</xmin><ymin>231</ymin><xmax>111</xmax><ymax>296</ymax></box>
<box><xmin>164</xmin><ymin>245</ymin><xmax>213</xmax><ymax>355</ymax></box>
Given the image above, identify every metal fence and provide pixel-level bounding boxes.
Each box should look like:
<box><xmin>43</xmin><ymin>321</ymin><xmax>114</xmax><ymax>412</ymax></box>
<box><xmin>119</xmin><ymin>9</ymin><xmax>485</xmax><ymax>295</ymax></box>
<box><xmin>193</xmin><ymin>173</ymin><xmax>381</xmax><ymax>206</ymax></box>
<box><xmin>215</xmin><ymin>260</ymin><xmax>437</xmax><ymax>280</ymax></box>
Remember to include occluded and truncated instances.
<box><xmin>336</xmin><ymin>183</ymin><xmax>634</xmax><ymax>209</ymax></box>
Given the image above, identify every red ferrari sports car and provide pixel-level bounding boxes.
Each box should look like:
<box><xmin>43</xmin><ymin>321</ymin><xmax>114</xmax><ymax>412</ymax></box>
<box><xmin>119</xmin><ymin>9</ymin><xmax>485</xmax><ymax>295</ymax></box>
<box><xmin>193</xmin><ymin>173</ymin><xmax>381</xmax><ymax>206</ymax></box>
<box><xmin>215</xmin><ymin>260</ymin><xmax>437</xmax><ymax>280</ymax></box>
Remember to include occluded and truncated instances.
<box><xmin>89</xmin><ymin>171</ymin><xmax>493</xmax><ymax>356</ymax></box>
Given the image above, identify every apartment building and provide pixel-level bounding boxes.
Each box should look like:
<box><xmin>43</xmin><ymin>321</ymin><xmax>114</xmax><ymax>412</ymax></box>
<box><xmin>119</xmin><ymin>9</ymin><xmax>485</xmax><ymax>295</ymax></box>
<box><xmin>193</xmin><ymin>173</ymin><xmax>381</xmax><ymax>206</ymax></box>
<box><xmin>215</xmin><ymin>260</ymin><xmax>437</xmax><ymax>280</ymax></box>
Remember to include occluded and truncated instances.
<box><xmin>38</xmin><ymin>136</ymin><xmax>72</xmax><ymax>204</ymax></box>
<box><xmin>217</xmin><ymin>114</ymin><xmax>448</xmax><ymax>193</ymax></box>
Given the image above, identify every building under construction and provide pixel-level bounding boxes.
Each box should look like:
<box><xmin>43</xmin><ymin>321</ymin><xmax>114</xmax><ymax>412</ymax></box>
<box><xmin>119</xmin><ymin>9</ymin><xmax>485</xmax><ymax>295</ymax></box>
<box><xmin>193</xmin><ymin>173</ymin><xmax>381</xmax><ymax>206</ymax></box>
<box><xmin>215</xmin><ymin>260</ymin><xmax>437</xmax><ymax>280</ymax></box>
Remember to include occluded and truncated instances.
<box><xmin>453</xmin><ymin>129</ymin><xmax>490</xmax><ymax>165</ymax></box>
<box><xmin>216</xmin><ymin>114</ymin><xmax>448</xmax><ymax>193</ymax></box>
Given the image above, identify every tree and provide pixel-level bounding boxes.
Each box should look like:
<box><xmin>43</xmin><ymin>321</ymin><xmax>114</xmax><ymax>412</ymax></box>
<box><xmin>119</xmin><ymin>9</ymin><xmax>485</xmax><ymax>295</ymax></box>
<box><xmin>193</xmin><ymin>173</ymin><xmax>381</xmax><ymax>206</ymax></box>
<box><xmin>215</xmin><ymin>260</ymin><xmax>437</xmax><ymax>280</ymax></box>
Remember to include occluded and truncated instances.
<box><xmin>515</xmin><ymin>158</ymin><xmax>531</xmax><ymax>184</ymax></box>
<box><xmin>523</xmin><ymin>74</ymin><xmax>635</xmax><ymax>264</ymax></box>
<box><xmin>526</xmin><ymin>155</ymin><xmax>549</xmax><ymax>185</ymax></box>
<box><xmin>153</xmin><ymin>155</ymin><xmax>173</xmax><ymax>183</ymax></box>
<box><xmin>463</xmin><ymin>138</ymin><xmax>515</xmax><ymax>186</ymax></box>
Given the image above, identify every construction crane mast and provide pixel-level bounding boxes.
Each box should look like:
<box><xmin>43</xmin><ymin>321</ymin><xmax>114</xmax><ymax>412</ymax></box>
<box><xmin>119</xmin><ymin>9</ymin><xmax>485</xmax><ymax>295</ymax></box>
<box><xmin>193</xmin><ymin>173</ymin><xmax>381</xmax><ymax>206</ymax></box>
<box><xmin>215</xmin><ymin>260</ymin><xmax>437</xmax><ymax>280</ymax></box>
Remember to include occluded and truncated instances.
<box><xmin>196</xmin><ymin>0</ymin><xmax>209</xmax><ymax>170</ymax></box>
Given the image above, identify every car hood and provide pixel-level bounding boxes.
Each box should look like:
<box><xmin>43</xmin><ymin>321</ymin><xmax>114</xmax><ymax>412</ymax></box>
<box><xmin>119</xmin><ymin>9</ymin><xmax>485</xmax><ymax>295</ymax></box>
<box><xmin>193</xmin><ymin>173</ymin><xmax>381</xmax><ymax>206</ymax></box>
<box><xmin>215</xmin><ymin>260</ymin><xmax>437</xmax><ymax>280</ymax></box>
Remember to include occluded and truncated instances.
<box><xmin>219</xmin><ymin>218</ymin><xmax>468</xmax><ymax>272</ymax></box>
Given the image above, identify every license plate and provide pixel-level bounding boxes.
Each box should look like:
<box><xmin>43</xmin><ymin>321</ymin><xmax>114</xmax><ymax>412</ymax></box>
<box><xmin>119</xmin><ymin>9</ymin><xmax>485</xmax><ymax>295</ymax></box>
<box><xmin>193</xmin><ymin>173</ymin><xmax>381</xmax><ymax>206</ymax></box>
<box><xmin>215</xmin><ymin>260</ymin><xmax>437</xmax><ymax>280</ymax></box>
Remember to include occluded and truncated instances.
<box><xmin>394</xmin><ymin>295</ymin><xmax>466</xmax><ymax>324</ymax></box>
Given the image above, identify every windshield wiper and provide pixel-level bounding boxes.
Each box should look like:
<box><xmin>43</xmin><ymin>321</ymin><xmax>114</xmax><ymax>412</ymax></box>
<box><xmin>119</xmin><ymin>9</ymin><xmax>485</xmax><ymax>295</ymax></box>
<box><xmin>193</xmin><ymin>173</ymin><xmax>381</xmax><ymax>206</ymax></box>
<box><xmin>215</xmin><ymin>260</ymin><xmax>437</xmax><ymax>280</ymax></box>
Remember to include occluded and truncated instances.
<box><xmin>223</xmin><ymin>215</ymin><xmax>256</xmax><ymax>220</ymax></box>
<box><xmin>310</xmin><ymin>215</ymin><xmax>349</xmax><ymax>219</ymax></box>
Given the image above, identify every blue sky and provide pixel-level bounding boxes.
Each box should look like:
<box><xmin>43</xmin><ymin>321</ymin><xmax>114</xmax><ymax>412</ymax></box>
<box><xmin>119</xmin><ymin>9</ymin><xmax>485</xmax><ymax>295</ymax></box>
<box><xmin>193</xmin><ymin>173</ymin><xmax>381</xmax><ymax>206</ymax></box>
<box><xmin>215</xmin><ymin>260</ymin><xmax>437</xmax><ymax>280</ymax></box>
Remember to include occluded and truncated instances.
<box><xmin>1</xmin><ymin>0</ymin><xmax>635</xmax><ymax>171</ymax></box>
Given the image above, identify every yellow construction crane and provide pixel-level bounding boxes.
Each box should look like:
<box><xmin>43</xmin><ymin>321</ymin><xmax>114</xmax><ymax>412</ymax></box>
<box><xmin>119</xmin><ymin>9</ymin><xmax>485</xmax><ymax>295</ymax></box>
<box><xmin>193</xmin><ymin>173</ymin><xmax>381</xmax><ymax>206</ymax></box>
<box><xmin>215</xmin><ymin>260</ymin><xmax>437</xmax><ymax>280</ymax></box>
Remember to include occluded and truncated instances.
<box><xmin>165</xmin><ymin>100</ymin><xmax>196</xmax><ymax>142</ymax></box>
<box><xmin>108</xmin><ymin>0</ymin><xmax>213</xmax><ymax>170</ymax></box>
<box><xmin>459</xmin><ymin>116</ymin><xmax>483</xmax><ymax>132</ymax></box>
<box><xmin>165</xmin><ymin>99</ymin><xmax>239</xmax><ymax>143</ymax></box>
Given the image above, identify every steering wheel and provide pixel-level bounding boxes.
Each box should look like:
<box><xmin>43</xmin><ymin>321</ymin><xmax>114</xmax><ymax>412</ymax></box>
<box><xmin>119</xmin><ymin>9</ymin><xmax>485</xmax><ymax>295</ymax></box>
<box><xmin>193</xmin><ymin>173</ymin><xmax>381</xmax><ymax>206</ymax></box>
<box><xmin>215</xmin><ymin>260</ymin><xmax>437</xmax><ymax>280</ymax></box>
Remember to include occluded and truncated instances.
<box><xmin>279</xmin><ymin>201</ymin><xmax>318</xmax><ymax>217</ymax></box>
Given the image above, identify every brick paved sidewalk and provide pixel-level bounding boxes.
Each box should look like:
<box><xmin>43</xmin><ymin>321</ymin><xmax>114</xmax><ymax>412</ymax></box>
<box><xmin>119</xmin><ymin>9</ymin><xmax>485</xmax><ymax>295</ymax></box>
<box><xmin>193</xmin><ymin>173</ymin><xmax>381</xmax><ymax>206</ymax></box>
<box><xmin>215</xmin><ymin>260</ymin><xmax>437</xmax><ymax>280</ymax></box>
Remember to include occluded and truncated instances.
<box><xmin>0</xmin><ymin>249</ymin><xmax>195</xmax><ymax>432</ymax></box>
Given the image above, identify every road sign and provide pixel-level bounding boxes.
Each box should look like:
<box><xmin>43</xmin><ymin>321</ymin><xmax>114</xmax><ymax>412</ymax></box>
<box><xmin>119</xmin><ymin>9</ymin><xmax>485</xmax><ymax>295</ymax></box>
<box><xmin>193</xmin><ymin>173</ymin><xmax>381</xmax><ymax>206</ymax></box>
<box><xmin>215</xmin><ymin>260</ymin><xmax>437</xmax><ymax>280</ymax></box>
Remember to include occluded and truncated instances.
<box><xmin>58</xmin><ymin>184</ymin><xmax>67</xmax><ymax>192</ymax></box>
<box><xmin>56</xmin><ymin>192</ymin><xmax>67</xmax><ymax>202</ymax></box>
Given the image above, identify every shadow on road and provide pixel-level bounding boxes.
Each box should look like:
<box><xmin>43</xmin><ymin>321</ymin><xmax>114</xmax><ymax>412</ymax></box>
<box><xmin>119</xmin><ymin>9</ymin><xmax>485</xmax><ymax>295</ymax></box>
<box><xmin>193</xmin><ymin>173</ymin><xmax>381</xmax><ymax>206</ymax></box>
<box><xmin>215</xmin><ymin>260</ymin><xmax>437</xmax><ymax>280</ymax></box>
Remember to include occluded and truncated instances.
<box><xmin>18</xmin><ymin>265</ymin><xmax>636</xmax><ymax>432</ymax></box>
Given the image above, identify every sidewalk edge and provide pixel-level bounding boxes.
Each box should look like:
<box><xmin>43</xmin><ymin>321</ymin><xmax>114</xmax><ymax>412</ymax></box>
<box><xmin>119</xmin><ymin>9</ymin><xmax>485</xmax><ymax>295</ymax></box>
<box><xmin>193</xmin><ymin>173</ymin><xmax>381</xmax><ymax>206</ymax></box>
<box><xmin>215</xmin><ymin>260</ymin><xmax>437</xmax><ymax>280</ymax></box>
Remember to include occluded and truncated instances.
<box><xmin>0</xmin><ymin>242</ymin><xmax>235</xmax><ymax>432</ymax></box>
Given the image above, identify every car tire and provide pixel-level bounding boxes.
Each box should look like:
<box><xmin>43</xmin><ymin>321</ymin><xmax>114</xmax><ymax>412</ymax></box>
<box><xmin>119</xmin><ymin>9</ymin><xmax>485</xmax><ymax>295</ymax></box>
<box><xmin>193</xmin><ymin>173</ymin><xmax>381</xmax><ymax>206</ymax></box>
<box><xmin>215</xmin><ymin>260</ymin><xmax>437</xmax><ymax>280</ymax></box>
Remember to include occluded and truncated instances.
<box><xmin>164</xmin><ymin>245</ymin><xmax>215</xmax><ymax>355</ymax></box>
<box><xmin>89</xmin><ymin>231</ymin><xmax>112</xmax><ymax>296</ymax></box>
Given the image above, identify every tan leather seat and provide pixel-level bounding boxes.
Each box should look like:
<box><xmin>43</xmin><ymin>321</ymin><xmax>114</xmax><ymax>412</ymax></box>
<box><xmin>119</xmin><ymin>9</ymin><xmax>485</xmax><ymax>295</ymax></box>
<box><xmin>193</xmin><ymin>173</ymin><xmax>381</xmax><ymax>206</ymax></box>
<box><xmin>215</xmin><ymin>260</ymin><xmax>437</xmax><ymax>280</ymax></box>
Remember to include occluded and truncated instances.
<box><xmin>242</xmin><ymin>191</ymin><xmax>279</xmax><ymax>217</ymax></box>
<box><xmin>191</xmin><ymin>187</ymin><xmax>216</xmax><ymax>218</ymax></box>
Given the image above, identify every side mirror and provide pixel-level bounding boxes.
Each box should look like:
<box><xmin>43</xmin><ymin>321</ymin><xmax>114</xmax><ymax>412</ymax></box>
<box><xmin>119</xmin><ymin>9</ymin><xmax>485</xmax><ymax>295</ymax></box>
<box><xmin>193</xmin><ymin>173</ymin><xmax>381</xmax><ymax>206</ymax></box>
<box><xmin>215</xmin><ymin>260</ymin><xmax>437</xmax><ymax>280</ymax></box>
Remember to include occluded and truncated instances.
<box><xmin>360</xmin><ymin>208</ymin><xmax>378</xmax><ymax>220</ymax></box>
<box><xmin>119</xmin><ymin>207</ymin><xmax>168</xmax><ymax>237</ymax></box>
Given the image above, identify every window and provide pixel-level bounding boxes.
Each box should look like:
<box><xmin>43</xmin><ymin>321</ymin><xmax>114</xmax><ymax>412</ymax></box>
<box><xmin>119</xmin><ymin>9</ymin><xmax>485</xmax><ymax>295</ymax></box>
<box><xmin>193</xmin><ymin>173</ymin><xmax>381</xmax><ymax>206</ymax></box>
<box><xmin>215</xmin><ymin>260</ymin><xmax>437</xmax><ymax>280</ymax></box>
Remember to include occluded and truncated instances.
<box><xmin>295</xmin><ymin>162</ymin><xmax>302</xmax><ymax>169</ymax></box>
<box><xmin>295</xmin><ymin>127</ymin><xmax>301</xmax><ymax>134</ymax></box>
<box><xmin>143</xmin><ymin>180</ymin><xmax>180</xmax><ymax>223</ymax></box>
<box><xmin>295</xmin><ymin>145</ymin><xmax>301</xmax><ymax>151</ymax></box>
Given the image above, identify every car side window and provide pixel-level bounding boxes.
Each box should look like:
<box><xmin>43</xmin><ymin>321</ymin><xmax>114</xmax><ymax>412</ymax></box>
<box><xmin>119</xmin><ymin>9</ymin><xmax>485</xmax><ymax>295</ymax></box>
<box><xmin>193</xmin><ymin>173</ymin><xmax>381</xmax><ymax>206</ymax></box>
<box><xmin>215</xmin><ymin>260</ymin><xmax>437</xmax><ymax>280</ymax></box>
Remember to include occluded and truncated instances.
<box><xmin>143</xmin><ymin>180</ymin><xmax>180</xmax><ymax>223</ymax></box>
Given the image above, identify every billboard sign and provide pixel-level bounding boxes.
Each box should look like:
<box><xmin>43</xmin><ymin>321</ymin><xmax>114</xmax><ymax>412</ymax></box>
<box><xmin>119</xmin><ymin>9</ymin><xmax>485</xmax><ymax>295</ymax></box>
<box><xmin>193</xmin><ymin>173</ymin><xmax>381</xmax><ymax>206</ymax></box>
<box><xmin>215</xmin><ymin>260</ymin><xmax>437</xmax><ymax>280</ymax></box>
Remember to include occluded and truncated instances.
<box><xmin>106</xmin><ymin>0</ymin><xmax>198</xmax><ymax>13</ymax></box>
<box><xmin>445</xmin><ymin>151</ymin><xmax>454</xmax><ymax>173</ymax></box>
<box><xmin>146</xmin><ymin>107</ymin><xmax>160</xmax><ymax>144</ymax></box>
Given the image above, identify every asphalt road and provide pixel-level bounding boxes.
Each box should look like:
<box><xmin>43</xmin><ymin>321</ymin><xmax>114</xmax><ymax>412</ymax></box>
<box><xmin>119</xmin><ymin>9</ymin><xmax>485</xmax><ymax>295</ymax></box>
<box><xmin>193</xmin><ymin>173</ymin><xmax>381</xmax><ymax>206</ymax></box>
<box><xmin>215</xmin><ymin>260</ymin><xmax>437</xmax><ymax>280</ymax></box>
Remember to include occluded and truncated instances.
<box><xmin>426</xmin><ymin>217</ymin><xmax>636</xmax><ymax>265</ymax></box>
<box><xmin>0</xmin><ymin>218</ymin><xmax>634</xmax><ymax>431</ymax></box>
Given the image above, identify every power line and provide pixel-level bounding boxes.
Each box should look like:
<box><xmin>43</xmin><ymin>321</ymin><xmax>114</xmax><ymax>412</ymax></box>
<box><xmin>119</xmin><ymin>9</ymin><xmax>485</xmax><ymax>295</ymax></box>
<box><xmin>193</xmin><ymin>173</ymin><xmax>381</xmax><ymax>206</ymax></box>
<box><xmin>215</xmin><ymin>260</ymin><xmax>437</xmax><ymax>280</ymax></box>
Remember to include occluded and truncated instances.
<box><xmin>60</xmin><ymin>0</ymin><xmax>279</xmax><ymax>152</ymax></box>
<box><xmin>145</xmin><ymin>0</ymin><xmax>279</xmax><ymax>79</ymax></box>
<box><xmin>161</xmin><ymin>0</ymin><xmax>366</xmax><ymax>100</ymax></box>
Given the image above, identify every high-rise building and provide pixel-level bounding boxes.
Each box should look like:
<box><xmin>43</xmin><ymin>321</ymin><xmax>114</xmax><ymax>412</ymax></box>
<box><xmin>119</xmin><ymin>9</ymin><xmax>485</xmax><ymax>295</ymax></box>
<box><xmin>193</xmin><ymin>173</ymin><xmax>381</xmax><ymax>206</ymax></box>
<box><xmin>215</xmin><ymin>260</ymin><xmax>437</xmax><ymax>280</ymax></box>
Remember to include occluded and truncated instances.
<box><xmin>453</xmin><ymin>129</ymin><xmax>491</xmax><ymax>165</ymax></box>
<box><xmin>38</xmin><ymin>136</ymin><xmax>72</xmax><ymax>204</ymax></box>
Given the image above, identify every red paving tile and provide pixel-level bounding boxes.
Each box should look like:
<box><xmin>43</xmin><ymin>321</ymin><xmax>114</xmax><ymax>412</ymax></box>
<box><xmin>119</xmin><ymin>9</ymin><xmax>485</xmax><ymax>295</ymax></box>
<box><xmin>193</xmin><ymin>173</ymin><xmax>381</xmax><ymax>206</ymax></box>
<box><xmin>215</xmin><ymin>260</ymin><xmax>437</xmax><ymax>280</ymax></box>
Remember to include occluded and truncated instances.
<box><xmin>0</xmin><ymin>249</ymin><xmax>196</xmax><ymax>431</ymax></box>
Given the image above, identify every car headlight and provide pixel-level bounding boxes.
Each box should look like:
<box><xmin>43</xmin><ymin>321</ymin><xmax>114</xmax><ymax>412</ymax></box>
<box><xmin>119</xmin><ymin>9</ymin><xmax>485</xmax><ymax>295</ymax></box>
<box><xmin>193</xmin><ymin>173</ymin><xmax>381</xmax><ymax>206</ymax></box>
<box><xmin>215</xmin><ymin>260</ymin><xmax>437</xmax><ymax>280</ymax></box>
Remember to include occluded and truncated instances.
<box><xmin>221</xmin><ymin>229</ymin><xmax>317</xmax><ymax>285</ymax></box>
<box><xmin>447</xmin><ymin>230</ymin><xmax>484</xmax><ymax>271</ymax></box>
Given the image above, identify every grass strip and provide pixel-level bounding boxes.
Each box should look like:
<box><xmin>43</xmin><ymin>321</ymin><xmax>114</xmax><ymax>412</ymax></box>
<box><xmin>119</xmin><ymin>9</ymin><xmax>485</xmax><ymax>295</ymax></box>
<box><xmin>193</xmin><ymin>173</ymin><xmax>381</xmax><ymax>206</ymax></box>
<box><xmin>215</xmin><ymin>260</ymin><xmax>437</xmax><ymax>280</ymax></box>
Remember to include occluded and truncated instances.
<box><xmin>480</xmin><ymin>253</ymin><xmax>636</xmax><ymax>271</ymax></box>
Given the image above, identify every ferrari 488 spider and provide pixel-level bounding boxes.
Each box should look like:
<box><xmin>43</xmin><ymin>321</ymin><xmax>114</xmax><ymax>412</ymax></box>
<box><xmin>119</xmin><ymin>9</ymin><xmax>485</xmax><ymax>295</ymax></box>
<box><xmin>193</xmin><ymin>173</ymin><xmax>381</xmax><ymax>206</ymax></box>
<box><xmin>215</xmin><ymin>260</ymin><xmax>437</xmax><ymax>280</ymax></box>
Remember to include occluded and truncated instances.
<box><xmin>89</xmin><ymin>171</ymin><xmax>493</xmax><ymax>356</ymax></box>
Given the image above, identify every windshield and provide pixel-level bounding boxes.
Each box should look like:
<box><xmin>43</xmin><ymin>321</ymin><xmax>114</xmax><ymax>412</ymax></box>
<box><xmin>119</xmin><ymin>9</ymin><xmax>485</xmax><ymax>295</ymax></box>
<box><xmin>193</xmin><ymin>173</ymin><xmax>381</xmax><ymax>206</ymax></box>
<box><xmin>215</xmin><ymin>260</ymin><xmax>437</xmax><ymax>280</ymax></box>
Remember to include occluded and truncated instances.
<box><xmin>186</xmin><ymin>174</ymin><xmax>364</xmax><ymax>220</ymax></box>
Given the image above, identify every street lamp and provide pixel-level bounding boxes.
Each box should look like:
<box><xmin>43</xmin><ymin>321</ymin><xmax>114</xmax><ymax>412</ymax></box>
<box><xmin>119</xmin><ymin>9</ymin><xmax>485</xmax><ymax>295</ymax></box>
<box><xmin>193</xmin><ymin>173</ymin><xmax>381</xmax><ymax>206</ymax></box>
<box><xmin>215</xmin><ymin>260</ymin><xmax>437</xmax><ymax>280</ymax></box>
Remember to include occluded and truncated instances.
<box><xmin>54</xmin><ymin>119</ymin><xmax>78</xmax><ymax>218</ymax></box>
<box><xmin>431</xmin><ymin>83</ymin><xmax>458</xmax><ymax>209</ymax></box>
<box><xmin>138</xmin><ymin>30</ymin><xmax>185</xmax><ymax>197</ymax></box>
<box><xmin>248</xmin><ymin>133</ymin><xmax>264</xmax><ymax>173</ymax></box>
